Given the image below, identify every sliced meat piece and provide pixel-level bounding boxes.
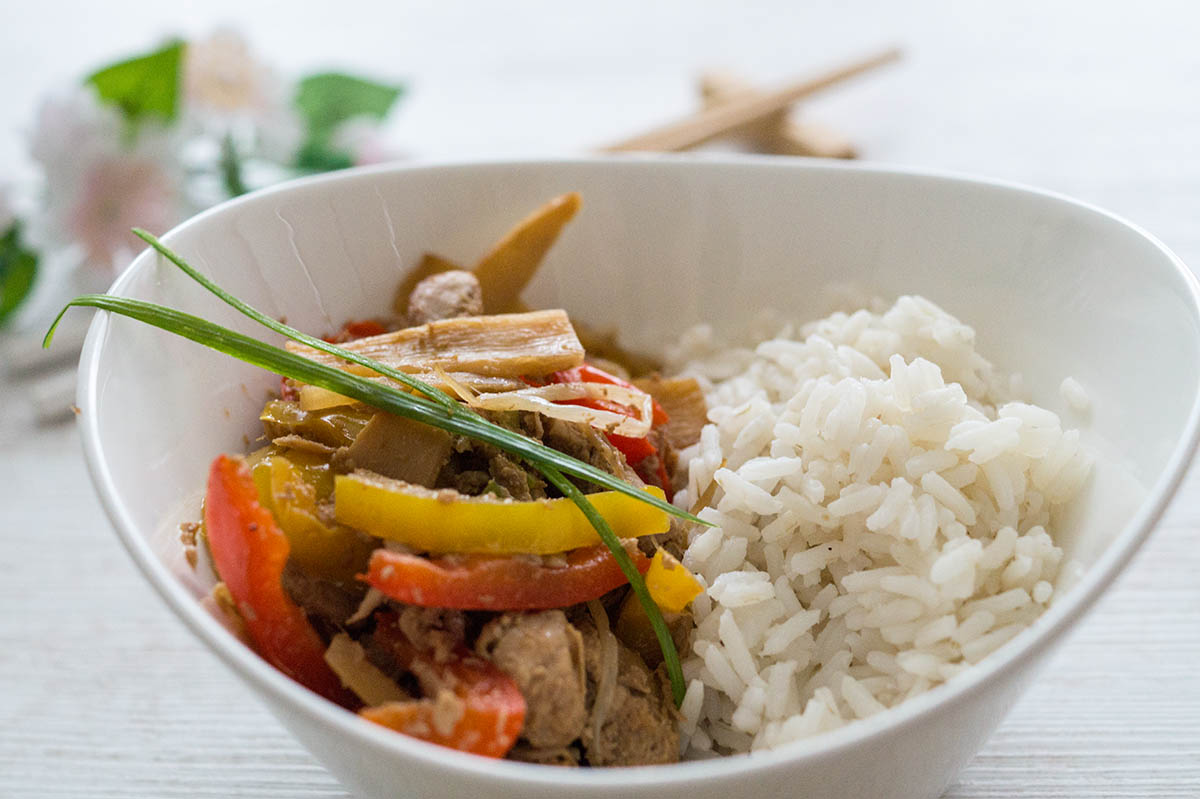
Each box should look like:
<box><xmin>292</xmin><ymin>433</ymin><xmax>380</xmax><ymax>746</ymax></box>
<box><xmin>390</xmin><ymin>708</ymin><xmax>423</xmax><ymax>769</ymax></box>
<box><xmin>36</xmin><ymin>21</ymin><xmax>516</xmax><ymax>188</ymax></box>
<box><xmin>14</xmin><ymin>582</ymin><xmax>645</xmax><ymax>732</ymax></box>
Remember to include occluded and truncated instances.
<box><xmin>647</xmin><ymin>516</ymin><xmax>690</xmax><ymax>560</ymax></box>
<box><xmin>518</xmin><ymin>411</ymin><xmax>545</xmax><ymax>441</ymax></box>
<box><xmin>435</xmin><ymin>432</ymin><xmax>547</xmax><ymax>500</ymax></box>
<box><xmin>448</xmin><ymin>468</ymin><xmax>490</xmax><ymax>496</ymax></box>
<box><xmin>540</xmin><ymin>417</ymin><xmax>641</xmax><ymax>487</ymax></box>
<box><xmin>280</xmin><ymin>562</ymin><xmax>364</xmax><ymax>635</ymax></box>
<box><xmin>392</xmin><ymin>252</ymin><xmax>463</xmax><ymax>316</ymax></box>
<box><xmin>507</xmin><ymin>744</ymin><xmax>581</xmax><ymax>766</ymax></box>
<box><xmin>577</xmin><ymin>614</ymin><xmax>679</xmax><ymax>766</ymax></box>
<box><xmin>476</xmin><ymin>611</ymin><xmax>587</xmax><ymax>749</ymax></box>
<box><xmin>488</xmin><ymin>452</ymin><xmax>535</xmax><ymax>500</ymax></box>
<box><xmin>406</xmin><ymin>270</ymin><xmax>484</xmax><ymax>325</ymax></box>
<box><xmin>343</xmin><ymin>412</ymin><xmax>453</xmax><ymax>488</ymax></box>
<box><xmin>395</xmin><ymin>605</ymin><xmax>467</xmax><ymax>664</ymax></box>
<box><xmin>614</xmin><ymin>592</ymin><xmax>692</xmax><ymax>670</ymax></box>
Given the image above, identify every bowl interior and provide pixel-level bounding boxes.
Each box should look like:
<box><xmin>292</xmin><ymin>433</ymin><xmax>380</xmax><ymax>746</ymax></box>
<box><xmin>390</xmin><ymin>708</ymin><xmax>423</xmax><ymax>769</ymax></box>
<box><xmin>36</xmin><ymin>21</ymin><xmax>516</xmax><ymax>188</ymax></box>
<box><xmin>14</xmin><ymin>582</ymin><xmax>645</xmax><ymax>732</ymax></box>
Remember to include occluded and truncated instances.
<box><xmin>79</xmin><ymin>158</ymin><xmax>1200</xmax><ymax>787</ymax></box>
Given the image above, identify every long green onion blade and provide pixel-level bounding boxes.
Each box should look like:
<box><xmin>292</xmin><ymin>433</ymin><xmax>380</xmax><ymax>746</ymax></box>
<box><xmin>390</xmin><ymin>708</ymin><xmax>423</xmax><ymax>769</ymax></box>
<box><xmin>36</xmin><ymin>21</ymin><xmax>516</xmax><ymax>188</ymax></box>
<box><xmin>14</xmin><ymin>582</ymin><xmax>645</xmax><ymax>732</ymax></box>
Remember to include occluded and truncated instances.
<box><xmin>539</xmin><ymin>464</ymin><xmax>685</xmax><ymax>705</ymax></box>
<box><xmin>126</xmin><ymin>231</ymin><xmax>712</xmax><ymax>539</ymax></box>
<box><xmin>47</xmin><ymin>294</ymin><xmax>706</xmax><ymax>526</ymax></box>
<box><xmin>51</xmin><ymin>292</ymin><xmax>694</xmax><ymax>704</ymax></box>
<box><xmin>130</xmin><ymin>228</ymin><xmax>458</xmax><ymax>414</ymax></box>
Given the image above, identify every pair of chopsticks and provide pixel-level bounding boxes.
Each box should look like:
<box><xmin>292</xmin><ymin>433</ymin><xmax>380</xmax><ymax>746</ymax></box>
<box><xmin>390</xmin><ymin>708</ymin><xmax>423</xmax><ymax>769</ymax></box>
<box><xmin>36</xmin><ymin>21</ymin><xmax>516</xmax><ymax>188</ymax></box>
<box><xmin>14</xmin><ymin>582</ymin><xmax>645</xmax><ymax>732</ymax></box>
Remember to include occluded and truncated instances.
<box><xmin>600</xmin><ymin>47</ymin><xmax>901</xmax><ymax>154</ymax></box>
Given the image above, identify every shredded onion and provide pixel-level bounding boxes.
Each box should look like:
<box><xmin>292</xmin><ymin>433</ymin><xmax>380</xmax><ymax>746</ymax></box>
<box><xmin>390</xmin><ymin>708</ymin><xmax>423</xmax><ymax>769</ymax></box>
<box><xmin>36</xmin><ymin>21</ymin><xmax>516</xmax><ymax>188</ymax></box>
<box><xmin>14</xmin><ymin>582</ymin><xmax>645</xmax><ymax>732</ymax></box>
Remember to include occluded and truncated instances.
<box><xmin>298</xmin><ymin>383</ymin><xmax>356</xmax><ymax>411</ymax></box>
<box><xmin>588</xmin><ymin>599</ymin><xmax>619</xmax><ymax>746</ymax></box>
<box><xmin>469</xmin><ymin>382</ymin><xmax>653</xmax><ymax>437</ymax></box>
<box><xmin>299</xmin><ymin>375</ymin><xmax>654</xmax><ymax>437</ymax></box>
<box><xmin>432</xmin><ymin>363</ymin><xmax>478</xmax><ymax>404</ymax></box>
<box><xmin>296</xmin><ymin>373</ymin><xmax>528</xmax><ymax>412</ymax></box>
<box><xmin>323</xmin><ymin>633</ymin><xmax>409</xmax><ymax>706</ymax></box>
<box><xmin>344</xmin><ymin>587</ymin><xmax>386</xmax><ymax>625</ymax></box>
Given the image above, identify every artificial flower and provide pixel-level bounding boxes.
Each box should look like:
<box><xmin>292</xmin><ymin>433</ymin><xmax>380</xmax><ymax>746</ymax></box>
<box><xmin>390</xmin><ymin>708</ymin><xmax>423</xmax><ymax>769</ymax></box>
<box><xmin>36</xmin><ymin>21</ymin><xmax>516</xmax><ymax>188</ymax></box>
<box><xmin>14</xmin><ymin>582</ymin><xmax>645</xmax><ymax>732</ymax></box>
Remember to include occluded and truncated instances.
<box><xmin>28</xmin><ymin>87</ymin><xmax>188</xmax><ymax>275</ymax></box>
<box><xmin>330</xmin><ymin>115</ymin><xmax>403</xmax><ymax>166</ymax></box>
<box><xmin>184</xmin><ymin>28</ymin><xmax>302</xmax><ymax>166</ymax></box>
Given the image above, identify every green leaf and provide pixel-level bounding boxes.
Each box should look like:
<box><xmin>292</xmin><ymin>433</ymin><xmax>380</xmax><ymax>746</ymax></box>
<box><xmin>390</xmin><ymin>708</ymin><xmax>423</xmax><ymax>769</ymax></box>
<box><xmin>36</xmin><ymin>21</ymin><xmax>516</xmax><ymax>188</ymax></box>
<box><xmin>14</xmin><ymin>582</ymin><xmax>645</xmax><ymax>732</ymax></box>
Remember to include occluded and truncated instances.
<box><xmin>292</xmin><ymin>139</ymin><xmax>356</xmax><ymax>173</ymax></box>
<box><xmin>0</xmin><ymin>224</ymin><xmax>38</xmax><ymax>327</ymax></box>
<box><xmin>87</xmin><ymin>40</ymin><xmax>184</xmax><ymax>124</ymax></box>
<box><xmin>295</xmin><ymin>72</ymin><xmax>403</xmax><ymax>135</ymax></box>
<box><xmin>292</xmin><ymin>72</ymin><xmax>403</xmax><ymax>171</ymax></box>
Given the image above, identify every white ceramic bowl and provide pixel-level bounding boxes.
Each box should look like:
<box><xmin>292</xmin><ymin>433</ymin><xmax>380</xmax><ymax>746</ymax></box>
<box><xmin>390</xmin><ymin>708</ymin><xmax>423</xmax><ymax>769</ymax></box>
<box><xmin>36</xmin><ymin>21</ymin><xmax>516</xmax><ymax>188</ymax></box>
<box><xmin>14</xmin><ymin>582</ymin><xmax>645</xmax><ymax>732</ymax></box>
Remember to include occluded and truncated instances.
<box><xmin>78</xmin><ymin>157</ymin><xmax>1200</xmax><ymax>799</ymax></box>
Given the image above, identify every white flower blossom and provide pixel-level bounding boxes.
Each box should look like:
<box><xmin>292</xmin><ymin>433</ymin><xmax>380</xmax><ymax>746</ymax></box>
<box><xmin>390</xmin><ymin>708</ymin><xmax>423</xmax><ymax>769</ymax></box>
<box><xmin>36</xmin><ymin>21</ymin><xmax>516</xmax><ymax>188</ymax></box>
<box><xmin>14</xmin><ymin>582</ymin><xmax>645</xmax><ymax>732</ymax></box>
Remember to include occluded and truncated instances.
<box><xmin>331</xmin><ymin>115</ymin><xmax>402</xmax><ymax>166</ymax></box>
<box><xmin>28</xmin><ymin>87</ymin><xmax>189</xmax><ymax>275</ymax></box>
<box><xmin>184</xmin><ymin>28</ymin><xmax>302</xmax><ymax>164</ymax></box>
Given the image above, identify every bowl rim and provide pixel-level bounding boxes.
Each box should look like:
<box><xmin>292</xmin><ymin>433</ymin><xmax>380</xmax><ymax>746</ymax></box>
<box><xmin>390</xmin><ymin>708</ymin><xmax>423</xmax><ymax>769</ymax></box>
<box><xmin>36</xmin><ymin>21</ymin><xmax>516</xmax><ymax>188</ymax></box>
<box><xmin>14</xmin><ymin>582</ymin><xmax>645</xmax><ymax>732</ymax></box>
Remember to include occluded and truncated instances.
<box><xmin>76</xmin><ymin>154</ymin><xmax>1200</xmax><ymax>787</ymax></box>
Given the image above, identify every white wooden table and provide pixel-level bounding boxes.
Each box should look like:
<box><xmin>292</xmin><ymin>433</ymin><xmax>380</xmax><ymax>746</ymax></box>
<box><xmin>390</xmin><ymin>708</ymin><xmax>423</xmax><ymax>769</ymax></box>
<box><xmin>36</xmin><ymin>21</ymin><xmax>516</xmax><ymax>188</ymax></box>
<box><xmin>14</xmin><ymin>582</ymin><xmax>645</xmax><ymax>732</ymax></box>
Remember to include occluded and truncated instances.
<box><xmin>2</xmin><ymin>2</ymin><xmax>1198</xmax><ymax>797</ymax></box>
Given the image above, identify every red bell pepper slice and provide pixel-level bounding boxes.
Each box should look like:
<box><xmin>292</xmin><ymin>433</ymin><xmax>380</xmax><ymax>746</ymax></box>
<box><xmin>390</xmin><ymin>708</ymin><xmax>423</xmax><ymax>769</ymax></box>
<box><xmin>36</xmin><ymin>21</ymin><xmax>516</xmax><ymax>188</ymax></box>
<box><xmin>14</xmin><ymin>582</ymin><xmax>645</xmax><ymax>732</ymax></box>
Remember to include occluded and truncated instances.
<box><xmin>323</xmin><ymin>318</ymin><xmax>389</xmax><ymax>343</ymax></box>
<box><xmin>360</xmin><ymin>614</ymin><xmax>525</xmax><ymax>758</ymax></box>
<box><xmin>204</xmin><ymin>454</ymin><xmax>355</xmax><ymax>706</ymax></box>
<box><xmin>546</xmin><ymin>363</ymin><xmax>669</xmax><ymax>468</ymax></box>
<box><xmin>605</xmin><ymin>429</ymin><xmax>658</xmax><ymax>465</ymax></box>
<box><xmin>362</xmin><ymin>544</ymin><xmax>651</xmax><ymax>611</ymax></box>
<box><xmin>549</xmin><ymin>363</ymin><xmax>669</xmax><ymax>425</ymax></box>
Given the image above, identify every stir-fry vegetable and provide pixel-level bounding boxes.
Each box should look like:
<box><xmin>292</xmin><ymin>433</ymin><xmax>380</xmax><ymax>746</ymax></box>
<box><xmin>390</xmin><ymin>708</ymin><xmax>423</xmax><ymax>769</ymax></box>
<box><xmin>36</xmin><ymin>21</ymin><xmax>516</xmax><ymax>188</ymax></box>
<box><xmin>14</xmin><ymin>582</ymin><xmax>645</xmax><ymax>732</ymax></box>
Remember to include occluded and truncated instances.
<box><xmin>633</xmin><ymin>375</ymin><xmax>709</xmax><ymax>450</ymax></box>
<box><xmin>643</xmin><ymin>549</ymin><xmax>704</xmax><ymax>613</ymax></box>
<box><xmin>260</xmin><ymin>399</ymin><xmax>371</xmax><ymax>449</ymax></box>
<box><xmin>363</xmin><ymin>544</ymin><xmax>651</xmax><ymax>611</ymax></box>
<box><xmin>466</xmin><ymin>381</ymin><xmax>655</xmax><ymax>438</ymax></box>
<box><xmin>551</xmin><ymin>364</ymin><xmax>669</xmax><ymax>426</ymax></box>
<box><xmin>341</xmin><ymin>413</ymin><xmax>453</xmax><ymax>487</ymax></box>
<box><xmin>286</xmin><ymin>309</ymin><xmax>585</xmax><ymax>380</ymax></box>
<box><xmin>249</xmin><ymin>451</ymin><xmax>376</xmax><ymax>584</ymax></box>
<box><xmin>548</xmin><ymin>363</ymin><xmax>673</xmax><ymax>493</ymax></box>
<box><xmin>362</xmin><ymin>613</ymin><xmax>526</xmax><ymax>757</ymax></box>
<box><xmin>296</xmin><ymin>372</ymin><xmax>526</xmax><ymax>412</ymax></box>
<box><xmin>474</xmin><ymin>192</ymin><xmax>582</xmax><ymax>314</ymax></box>
<box><xmin>203</xmin><ymin>455</ymin><xmax>355</xmax><ymax>705</ymax></box>
<box><xmin>324</xmin><ymin>319</ymin><xmax>388</xmax><ymax>342</ymax></box>
<box><xmin>334</xmin><ymin>470</ymin><xmax>669</xmax><ymax>555</ymax></box>
<box><xmin>614</xmin><ymin>550</ymin><xmax>702</xmax><ymax>668</ymax></box>
<box><xmin>323</xmin><ymin>633</ymin><xmax>409</xmax><ymax>706</ymax></box>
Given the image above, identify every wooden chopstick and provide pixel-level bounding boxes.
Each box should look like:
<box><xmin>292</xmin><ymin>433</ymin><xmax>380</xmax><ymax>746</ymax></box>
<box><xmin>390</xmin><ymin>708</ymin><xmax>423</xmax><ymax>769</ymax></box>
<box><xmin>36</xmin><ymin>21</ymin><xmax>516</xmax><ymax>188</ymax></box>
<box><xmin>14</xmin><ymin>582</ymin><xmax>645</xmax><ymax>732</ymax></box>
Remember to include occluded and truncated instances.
<box><xmin>600</xmin><ymin>47</ymin><xmax>901</xmax><ymax>153</ymax></box>
<box><xmin>699</xmin><ymin>72</ymin><xmax>857</xmax><ymax>159</ymax></box>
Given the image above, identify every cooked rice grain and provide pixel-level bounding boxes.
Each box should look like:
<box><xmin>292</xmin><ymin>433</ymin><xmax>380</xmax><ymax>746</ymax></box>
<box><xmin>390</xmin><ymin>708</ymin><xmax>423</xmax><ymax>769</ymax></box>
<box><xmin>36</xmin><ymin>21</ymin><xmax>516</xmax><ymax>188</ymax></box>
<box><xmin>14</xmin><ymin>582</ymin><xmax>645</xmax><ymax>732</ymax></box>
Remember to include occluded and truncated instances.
<box><xmin>669</xmin><ymin>296</ymin><xmax>1090</xmax><ymax>756</ymax></box>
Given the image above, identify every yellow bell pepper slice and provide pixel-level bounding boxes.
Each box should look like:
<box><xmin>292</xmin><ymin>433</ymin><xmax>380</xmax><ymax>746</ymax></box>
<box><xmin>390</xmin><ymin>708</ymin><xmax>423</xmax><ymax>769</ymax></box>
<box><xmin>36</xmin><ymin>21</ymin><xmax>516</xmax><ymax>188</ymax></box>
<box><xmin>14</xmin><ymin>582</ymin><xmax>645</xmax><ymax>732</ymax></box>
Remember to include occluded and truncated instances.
<box><xmin>333</xmin><ymin>470</ymin><xmax>669</xmax><ymax>555</ymax></box>
<box><xmin>251</xmin><ymin>452</ymin><xmax>377</xmax><ymax>584</ymax></box>
<box><xmin>644</xmin><ymin>549</ymin><xmax>704</xmax><ymax>613</ymax></box>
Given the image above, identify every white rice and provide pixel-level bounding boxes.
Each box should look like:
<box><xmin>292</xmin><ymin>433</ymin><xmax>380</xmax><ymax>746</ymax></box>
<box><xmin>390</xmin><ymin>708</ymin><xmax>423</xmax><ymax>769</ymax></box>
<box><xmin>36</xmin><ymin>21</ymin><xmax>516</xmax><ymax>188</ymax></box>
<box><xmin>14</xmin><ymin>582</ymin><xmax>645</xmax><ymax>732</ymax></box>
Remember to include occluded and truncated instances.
<box><xmin>668</xmin><ymin>296</ymin><xmax>1091</xmax><ymax>757</ymax></box>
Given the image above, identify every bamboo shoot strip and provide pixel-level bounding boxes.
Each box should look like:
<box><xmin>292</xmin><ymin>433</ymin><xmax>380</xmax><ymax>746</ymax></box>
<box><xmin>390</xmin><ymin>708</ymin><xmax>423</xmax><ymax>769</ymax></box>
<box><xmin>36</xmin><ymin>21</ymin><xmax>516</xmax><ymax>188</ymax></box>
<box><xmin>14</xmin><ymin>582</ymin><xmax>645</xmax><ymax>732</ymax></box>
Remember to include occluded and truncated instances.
<box><xmin>286</xmin><ymin>309</ymin><xmax>584</xmax><ymax>379</ymax></box>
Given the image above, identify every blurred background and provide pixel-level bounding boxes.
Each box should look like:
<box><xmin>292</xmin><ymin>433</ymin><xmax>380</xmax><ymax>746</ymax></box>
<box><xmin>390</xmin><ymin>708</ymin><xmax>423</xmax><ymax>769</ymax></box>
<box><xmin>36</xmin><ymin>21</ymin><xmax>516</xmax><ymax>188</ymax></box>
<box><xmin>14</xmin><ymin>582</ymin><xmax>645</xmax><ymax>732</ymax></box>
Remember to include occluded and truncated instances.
<box><xmin>2</xmin><ymin>1</ymin><xmax>1198</xmax><ymax>797</ymax></box>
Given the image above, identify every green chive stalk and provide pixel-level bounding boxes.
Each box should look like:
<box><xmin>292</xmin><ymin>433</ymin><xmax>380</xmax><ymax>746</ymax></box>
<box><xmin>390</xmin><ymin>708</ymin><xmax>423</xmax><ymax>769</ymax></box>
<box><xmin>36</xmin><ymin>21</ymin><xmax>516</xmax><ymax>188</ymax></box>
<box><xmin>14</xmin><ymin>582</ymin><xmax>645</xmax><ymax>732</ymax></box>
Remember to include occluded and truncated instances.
<box><xmin>48</xmin><ymin>239</ymin><xmax>708</xmax><ymax>705</ymax></box>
